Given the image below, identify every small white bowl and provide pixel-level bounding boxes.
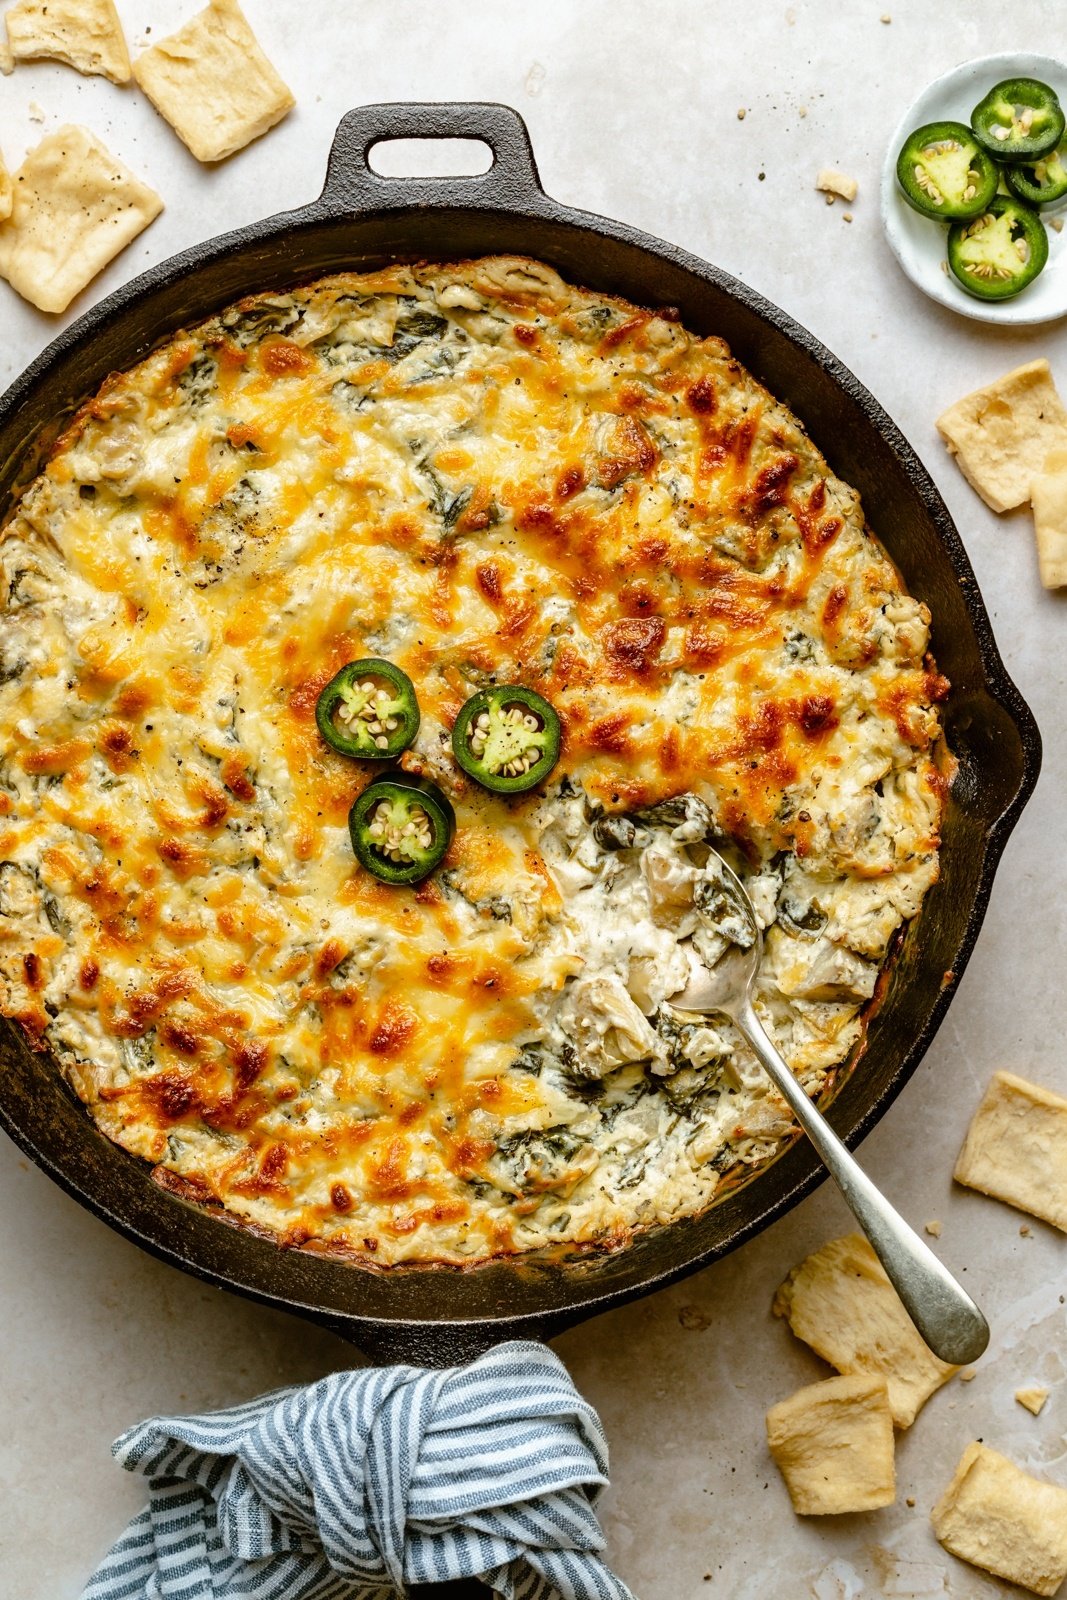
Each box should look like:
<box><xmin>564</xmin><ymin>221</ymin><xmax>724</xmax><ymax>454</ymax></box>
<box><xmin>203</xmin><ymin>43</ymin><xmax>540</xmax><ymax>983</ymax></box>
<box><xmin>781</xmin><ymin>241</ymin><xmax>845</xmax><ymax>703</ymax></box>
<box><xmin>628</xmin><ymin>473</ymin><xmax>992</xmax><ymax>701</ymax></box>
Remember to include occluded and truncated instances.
<box><xmin>881</xmin><ymin>52</ymin><xmax>1067</xmax><ymax>326</ymax></box>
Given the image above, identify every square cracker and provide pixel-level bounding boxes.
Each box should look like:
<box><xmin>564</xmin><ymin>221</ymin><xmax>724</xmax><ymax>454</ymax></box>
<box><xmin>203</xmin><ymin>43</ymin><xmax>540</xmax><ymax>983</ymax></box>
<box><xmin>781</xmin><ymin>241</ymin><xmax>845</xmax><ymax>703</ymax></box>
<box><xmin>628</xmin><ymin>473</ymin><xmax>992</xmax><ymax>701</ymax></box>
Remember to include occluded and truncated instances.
<box><xmin>773</xmin><ymin>1233</ymin><xmax>958</xmax><ymax>1427</ymax></box>
<box><xmin>936</xmin><ymin>359</ymin><xmax>1067</xmax><ymax>514</ymax></box>
<box><xmin>932</xmin><ymin>1442</ymin><xmax>1067</xmax><ymax>1596</ymax></box>
<box><xmin>133</xmin><ymin>0</ymin><xmax>294</xmax><ymax>164</ymax></box>
<box><xmin>1032</xmin><ymin>446</ymin><xmax>1067</xmax><ymax>590</ymax></box>
<box><xmin>0</xmin><ymin>125</ymin><xmax>162</xmax><ymax>314</ymax></box>
<box><xmin>766</xmin><ymin>1373</ymin><xmax>895</xmax><ymax>1515</ymax></box>
<box><xmin>954</xmin><ymin>1070</ymin><xmax>1067</xmax><ymax>1230</ymax></box>
<box><xmin>5</xmin><ymin>0</ymin><xmax>131</xmax><ymax>84</ymax></box>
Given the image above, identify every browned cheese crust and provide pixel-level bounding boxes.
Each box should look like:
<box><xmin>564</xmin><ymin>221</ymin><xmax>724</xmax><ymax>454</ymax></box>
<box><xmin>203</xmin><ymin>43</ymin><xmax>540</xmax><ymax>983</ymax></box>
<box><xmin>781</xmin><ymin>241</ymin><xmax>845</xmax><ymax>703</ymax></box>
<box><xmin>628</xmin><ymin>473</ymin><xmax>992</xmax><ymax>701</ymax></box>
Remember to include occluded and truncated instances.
<box><xmin>0</xmin><ymin>259</ymin><xmax>948</xmax><ymax>1263</ymax></box>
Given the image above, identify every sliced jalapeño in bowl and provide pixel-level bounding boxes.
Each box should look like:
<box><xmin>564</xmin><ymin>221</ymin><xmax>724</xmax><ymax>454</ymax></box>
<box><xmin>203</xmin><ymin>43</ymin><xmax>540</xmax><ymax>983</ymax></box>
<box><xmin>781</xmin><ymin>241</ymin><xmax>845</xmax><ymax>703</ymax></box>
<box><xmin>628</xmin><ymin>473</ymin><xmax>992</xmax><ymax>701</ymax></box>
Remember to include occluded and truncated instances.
<box><xmin>452</xmin><ymin>685</ymin><xmax>561</xmax><ymax>794</ymax></box>
<box><xmin>896</xmin><ymin>121</ymin><xmax>998</xmax><ymax>220</ymax></box>
<box><xmin>971</xmin><ymin>78</ymin><xmax>1065</xmax><ymax>162</ymax></box>
<box><xmin>1005</xmin><ymin>139</ymin><xmax>1067</xmax><ymax>206</ymax></box>
<box><xmin>349</xmin><ymin>773</ymin><xmax>454</xmax><ymax>885</ymax></box>
<box><xmin>316</xmin><ymin>658</ymin><xmax>420</xmax><ymax>760</ymax></box>
<box><xmin>947</xmin><ymin>195</ymin><xmax>1049</xmax><ymax>301</ymax></box>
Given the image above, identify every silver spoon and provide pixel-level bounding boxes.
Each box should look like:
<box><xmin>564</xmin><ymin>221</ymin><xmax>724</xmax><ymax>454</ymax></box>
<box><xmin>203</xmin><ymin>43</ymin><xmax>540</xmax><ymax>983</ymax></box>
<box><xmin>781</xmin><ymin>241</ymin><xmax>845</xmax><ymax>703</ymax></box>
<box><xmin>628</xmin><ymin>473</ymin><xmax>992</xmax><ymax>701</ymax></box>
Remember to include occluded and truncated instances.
<box><xmin>669</xmin><ymin>848</ymin><xmax>989</xmax><ymax>1366</ymax></box>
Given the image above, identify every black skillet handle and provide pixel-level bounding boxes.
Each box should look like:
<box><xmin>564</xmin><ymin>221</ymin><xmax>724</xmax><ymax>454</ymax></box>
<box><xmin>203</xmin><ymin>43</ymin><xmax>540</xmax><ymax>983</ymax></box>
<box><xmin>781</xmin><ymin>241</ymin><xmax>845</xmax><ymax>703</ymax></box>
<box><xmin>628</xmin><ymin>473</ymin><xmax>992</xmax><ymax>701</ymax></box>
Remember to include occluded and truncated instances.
<box><xmin>313</xmin><ymin>1314</ymin><xmax>555</xmax><ymax>1370</ymax></box>
<box><xmin>318</xmin><ymin>101</ymin><xmax>548</xmax><ymax>215</ymax></box>
<box><xmin>410</xmin><ymin>1587</ymin><xmax>496</xmax><ymax>1599</ymax></box>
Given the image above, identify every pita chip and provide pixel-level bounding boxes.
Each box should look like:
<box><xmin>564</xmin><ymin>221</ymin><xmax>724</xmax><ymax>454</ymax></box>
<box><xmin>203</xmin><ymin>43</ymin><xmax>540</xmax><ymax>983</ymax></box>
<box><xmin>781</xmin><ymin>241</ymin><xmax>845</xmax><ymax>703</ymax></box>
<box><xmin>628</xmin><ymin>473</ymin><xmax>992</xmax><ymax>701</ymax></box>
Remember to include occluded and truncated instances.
<box><xmin>0</xmin><ymin>125</ymin><xmax>162</xmax><ymax>313</ymax></box>
<box><xmin>773</xmin><ymin>1233</ymin><xmax>958</xmax><ymax>1427</ymax></box>
<box><xmin>0</xmin><ymin>145</ymin><xmax>11</xmax><ymax>222</ymax></box>
<box><xmin>4</xmin><ymin>0</ymin><xmax>131</xmax><ymax>84</ymax></box>
<box><xmin>766</xmin><ymin>1373</ymin><xmax>896</xmax><ymax>1515</ymax></box>
<box><xmin>133</xmin><ymin>0</ymin><xmax>294</xmax><ymax>164</ymax></box>
<box><xmin>933</xmin><ymin>1443</ymin><xmax>1067</xmax><ymax>1596</ymax></box>
<box><xmin>955</xmin><ymin>1070</ymin><xmax>1067</xmax><ymax>1231</ymax></box>
<box><xmin>1032</xmin><ymin>446</ymin><xmax>1067</xmax><ymax>590</ymax></box>
<box><xmin>936</xmin><ymin>360</ymin><xmax>1067</xmax><ymax>514</ymax></box>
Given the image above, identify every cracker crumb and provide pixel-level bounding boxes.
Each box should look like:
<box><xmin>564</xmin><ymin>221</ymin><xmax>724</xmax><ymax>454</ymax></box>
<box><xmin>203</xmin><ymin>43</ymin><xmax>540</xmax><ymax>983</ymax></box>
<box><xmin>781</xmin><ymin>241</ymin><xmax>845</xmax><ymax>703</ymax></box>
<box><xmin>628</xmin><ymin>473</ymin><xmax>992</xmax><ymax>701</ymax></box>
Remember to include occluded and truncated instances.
<box><xmin>880</xmin><ymin>11</ymin><xmax>892</xmax><ymax>20</ymax></box>
<box><xmin>737</xmin><ymin>108</ymin><xmax>746</xmax><ymax>120</ymax></box>
<box><xmin>906</xmin><ymin>1496</ymin><xmax>916</xmax><ymax>1507</ymax></box>
<box><xmin>1021</xmin><ymin>1224</ymin><xmax>1032</xmax><ymax>1236</ymax></box>
<box><xmin>843</xmin><ymin>211</ymin><xmax>853</xmax><ymax>223</ymax></box>
<box><xmin>959</xmin><ymin>1367</ymin><xmax>977</xmax><ymax>1383</ymax></box>
<box><xmin>28</xmin><ymin>101</ymin><xmax>45</xmax><ymax>123</ymax></box>
<box><xmin>816</xmin><ymin>168</ymin><xmax>858</xmax><ymax>202</ymax></box>
<box><xmin>1016</xmin><ymin>1386</ymin><xmax>1050</xmax><ymax>1416</ymax></box>
<box><xmin>798</xmin><ymin>106</ymin><xmax>808</xmax><ymax>118</ymax></box>
<box><xmin>925</xmin><ymin>1219</ymin><xmax>943</xmax><ymax>1238</ymax></box>
<box><xmin>1051</xmin><ymin>217</ymin><xmax>1064</xmax><ymax>233</ymax></box>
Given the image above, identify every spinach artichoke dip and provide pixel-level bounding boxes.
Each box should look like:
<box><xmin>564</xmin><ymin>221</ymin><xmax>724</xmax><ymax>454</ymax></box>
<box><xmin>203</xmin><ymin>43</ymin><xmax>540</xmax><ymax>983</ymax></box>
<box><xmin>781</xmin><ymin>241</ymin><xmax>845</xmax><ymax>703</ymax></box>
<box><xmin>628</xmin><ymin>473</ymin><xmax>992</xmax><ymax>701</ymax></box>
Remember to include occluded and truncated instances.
<box><xmin>0</xmin><ymin>258</ymin><xmax>949</xmax><ymax>1265</ymax></box>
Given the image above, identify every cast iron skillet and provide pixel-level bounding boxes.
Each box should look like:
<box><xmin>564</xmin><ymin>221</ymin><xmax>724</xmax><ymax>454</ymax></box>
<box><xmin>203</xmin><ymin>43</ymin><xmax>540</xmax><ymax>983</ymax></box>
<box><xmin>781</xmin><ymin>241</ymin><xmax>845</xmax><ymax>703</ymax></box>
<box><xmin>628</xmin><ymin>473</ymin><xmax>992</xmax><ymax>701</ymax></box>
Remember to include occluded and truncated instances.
<box><xmin>0</xmin><ymin>104</ymin><xmax>1041</xmax><ymax>1372</ymax></box>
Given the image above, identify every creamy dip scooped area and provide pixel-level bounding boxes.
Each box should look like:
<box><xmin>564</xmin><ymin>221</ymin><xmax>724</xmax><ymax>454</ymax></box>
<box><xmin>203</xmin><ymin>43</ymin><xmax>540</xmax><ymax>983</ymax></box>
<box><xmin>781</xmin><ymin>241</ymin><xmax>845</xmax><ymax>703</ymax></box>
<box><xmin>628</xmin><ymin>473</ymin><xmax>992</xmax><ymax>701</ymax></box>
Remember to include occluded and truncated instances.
<box><xmin>0</xmin><ymin>257</ymin><xmax>947</xmax><ymax>1264</ymax></box>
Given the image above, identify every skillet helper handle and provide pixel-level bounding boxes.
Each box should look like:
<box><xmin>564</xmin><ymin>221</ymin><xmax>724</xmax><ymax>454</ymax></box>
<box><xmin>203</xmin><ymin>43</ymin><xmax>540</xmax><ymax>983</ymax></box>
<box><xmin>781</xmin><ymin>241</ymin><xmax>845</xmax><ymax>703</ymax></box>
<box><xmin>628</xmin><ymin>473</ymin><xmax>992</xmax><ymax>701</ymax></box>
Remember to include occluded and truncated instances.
<box><xmin>734</xmin><ymin>997</ymin><xmax>990</xmax><ymax>1367</ymax></box>
<box><xmin>320</xmin><ymin>100</ymin><xmax>547</xmax><ymax>213</ymax></box>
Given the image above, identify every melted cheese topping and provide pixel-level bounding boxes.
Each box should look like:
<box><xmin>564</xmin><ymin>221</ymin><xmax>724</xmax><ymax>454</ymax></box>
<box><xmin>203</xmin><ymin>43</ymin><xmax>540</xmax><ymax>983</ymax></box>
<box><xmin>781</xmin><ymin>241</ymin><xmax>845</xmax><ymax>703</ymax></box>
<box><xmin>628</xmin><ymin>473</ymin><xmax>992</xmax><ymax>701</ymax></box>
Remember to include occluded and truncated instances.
<box><xmin>0</xmin><ymin>258</ymin><xmax>948</xmax><ymax>1263</ymax></box>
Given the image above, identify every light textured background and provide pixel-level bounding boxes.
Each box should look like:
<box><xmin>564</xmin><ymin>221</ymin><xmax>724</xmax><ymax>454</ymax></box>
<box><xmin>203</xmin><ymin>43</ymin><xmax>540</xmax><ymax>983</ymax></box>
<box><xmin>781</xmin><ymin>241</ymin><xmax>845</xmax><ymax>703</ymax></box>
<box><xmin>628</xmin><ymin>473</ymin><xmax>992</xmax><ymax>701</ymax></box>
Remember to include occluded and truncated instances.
<box><xmin>1</xmin><ymin>3</ymin><xmax>1065</xmax><ymax>1596</ymax></box>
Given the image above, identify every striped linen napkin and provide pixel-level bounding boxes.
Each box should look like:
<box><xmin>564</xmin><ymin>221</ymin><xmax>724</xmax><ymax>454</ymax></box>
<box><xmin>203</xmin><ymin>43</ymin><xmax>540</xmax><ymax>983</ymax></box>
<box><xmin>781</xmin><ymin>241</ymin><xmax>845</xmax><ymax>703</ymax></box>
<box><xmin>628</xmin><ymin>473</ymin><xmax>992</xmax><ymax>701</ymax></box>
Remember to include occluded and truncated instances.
<box><xmin>82</xmin><ymin>1339</ymin><xmax>636</xmax><ymax>1600</ymax></box>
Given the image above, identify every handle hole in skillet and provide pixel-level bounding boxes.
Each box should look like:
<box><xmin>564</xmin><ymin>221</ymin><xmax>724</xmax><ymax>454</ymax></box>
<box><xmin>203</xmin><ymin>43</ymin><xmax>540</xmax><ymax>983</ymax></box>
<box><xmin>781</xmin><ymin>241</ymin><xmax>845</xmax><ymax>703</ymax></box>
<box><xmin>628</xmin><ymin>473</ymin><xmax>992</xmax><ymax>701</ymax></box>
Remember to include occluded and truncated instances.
<box><xmin>366</xmin><ymin>137</ymin><xmax>493</xmax><ymax>179</ymax></box>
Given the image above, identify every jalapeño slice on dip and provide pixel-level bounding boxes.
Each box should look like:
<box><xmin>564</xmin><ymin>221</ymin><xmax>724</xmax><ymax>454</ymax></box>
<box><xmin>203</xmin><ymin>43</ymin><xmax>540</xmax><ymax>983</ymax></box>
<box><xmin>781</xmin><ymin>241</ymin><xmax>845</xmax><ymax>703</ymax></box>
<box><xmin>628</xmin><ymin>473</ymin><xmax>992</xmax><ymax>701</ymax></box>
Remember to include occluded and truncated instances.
<box><xmin>349</xmin><ymin>773</ymin><xmax>454</xmax><ymax>884</ymax></box>
<box><xmin>316</xmin><ymin>658</ymin><xmax>420</xmax><ymax>759</ymax></box>
<box><xmin>896</xmin><ymin>121</ymin><xmax>998</xmax><ymax>220</ymax></box>
<box><xmin>452</xmin><ymin>685</ymin><xmax>561</xmax><ymax>793</ymax></box>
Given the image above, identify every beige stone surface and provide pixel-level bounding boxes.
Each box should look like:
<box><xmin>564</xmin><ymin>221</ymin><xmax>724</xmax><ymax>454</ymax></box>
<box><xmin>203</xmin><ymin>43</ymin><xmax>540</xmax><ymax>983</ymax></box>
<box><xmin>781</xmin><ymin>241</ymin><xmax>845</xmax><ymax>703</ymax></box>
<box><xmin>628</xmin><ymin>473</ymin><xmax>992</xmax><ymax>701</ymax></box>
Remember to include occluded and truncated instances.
<box><xmin>1</xmin><ymin>3</ymin><xmax>1066</xmax><ymax>1597</ymax></box>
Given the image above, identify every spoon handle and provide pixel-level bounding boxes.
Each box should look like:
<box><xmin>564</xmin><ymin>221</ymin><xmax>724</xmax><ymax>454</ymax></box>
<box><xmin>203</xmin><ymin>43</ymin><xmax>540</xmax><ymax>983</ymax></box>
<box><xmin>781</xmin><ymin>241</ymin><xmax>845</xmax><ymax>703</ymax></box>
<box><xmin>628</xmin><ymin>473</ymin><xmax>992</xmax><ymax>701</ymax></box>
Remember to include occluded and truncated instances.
<box><xmin>734</xmin><ymin>998</ymin><xmax>989</xmax><ymax>1366</ymax></box>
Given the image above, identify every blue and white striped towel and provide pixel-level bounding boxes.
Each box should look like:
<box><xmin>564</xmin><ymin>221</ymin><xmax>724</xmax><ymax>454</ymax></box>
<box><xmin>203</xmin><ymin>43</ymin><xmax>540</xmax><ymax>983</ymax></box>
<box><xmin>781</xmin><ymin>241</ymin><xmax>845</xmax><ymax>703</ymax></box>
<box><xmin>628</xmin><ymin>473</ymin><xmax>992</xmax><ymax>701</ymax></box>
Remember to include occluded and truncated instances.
<box><xmin>82</xmin><ymin>1339</ymin><xmax>636</xmax><ymax>1600</ymax></box>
